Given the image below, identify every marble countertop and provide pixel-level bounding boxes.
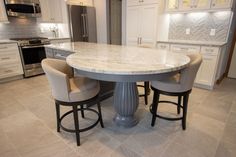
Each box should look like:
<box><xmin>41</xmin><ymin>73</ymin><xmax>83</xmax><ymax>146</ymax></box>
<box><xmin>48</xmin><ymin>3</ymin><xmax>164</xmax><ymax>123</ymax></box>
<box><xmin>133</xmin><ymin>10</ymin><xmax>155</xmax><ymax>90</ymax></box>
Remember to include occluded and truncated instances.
<box><xmin>157</xmin><ymin>40</ymin><xmax>227</xmax><ymax>46</ymax></box>
<box><xmin>46</xmin><ymin>42</ymin><xmax>190</xmax><ymax>75</ymax></box>
<box><xmin>0</xmin><ymin>40</ymin><xmax>18</xmax><ymax>44</ymax></box>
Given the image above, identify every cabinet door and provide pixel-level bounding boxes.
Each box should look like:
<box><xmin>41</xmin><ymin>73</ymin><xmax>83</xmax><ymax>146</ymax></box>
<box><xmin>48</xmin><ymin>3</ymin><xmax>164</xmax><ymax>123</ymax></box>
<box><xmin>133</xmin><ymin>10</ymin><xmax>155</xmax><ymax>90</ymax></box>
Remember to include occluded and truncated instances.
<box><xmin>211</xmin><ymin>0</ymin><xmax>232</xmax><ymax>9</ymax></box>
<box><xmin>195</xmin><ymin>46</ymin><xmax>219</xmax><ymax>87</ymax></box>
<box><xmin>67</xmin><ymin>0</ymin><xmax>93</xmax><ymax>6</ymax></box>
<box><xmin>0</xmin><ymin>0</ymin><xmax>8</xmax><ymax>22</ymax></box>
<box><xmin>179</xmin><ymin>0</ymin><xmax>194</xmax><ymax>10</ymax></box>
<box><xmin>194</xmin><ymin>0</ymin><xmax>211</xmax><ymax>9</ymax></box>
<box><xmin>39</xmin><ymin>0</ymin><xmax>51</xmax><ymax>22</ymax></box>
<box><xmin>139</xmin><ymin>5</ymin><xmax>158</xmax><ymax>47</ymax></box>
<box><xmin>49</xmin><ymin>0</ymin><xmax>63</xmax><ymax>23</ymax></box>
<box><xmin>126</xmin><ymin>6</ymin><xmax>140</xmax><ymax>46</ymax></box>
<box><xmin>166</xmin><ymin>0</ymin><xmax>179</xmax><ymax>11</ymax></box>
<box><xmin>127</xmin><ymin>0</ymin><xmax>140</xmax><ymax>6</ymax></box>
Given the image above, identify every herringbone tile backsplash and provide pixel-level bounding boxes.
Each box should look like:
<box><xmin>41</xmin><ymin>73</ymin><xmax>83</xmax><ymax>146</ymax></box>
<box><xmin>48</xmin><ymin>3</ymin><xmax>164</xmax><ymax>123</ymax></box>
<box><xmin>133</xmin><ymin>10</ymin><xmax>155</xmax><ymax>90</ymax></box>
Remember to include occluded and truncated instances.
<box><xmin>169</xmin><ymin>11</ymin><xmax>232</xmax><ymax>42</ymax></box>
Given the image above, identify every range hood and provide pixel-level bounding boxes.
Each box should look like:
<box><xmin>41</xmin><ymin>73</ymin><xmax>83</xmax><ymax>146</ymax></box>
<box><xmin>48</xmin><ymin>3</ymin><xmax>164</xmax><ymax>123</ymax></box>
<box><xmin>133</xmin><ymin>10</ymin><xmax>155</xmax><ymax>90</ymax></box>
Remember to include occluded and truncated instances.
<box><xmin>4</xmin><ymin>0</ymin><xmax>41</xmax><ymax>18</ymax></box>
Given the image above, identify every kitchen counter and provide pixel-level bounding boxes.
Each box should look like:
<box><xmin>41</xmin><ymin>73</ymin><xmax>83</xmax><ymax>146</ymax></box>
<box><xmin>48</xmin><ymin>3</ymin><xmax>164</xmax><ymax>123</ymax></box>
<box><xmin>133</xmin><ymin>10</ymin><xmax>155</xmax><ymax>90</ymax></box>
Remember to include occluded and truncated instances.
<box><xmin>157</xmin><ymin>40</ymin><xmax>227</xmax><ymax>46</ymax></box>
<box><xmin>0</xmin><ymin>40</ymin><xmax>18</xmax><ymax>44</ymax></box>
<box><xmin>48</xmin><ymin>37</ymin><xmax>71</xmax><ymax>41</ymax></box>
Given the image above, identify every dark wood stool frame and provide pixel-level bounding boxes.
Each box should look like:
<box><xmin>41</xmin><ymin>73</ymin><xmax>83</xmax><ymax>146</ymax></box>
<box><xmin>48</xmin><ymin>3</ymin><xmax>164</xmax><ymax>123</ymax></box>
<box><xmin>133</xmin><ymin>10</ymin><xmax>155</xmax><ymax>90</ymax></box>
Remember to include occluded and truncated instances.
<box><xmin>137</xmin><ymin>81</ymin><xmax>150</xmax><ymax>105</ymax></box>
<box><xmin>150</xmin><ymin>87</ymin><xmax>192</xmax><ymax>130</ymax></box>
<box><xmin>55</xmin><ymin>95</ymin><xmax>104</xmax><ymax>146</ymax></box>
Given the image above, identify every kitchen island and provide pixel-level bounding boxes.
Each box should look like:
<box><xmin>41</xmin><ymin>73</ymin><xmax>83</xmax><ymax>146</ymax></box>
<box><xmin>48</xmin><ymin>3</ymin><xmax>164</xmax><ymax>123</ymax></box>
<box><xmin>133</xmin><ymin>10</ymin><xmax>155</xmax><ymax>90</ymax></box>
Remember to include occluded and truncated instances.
<box><xmin>45</xmin><ymin>42</ymin><xmax>190</xmax><ymax>127</ymax></box>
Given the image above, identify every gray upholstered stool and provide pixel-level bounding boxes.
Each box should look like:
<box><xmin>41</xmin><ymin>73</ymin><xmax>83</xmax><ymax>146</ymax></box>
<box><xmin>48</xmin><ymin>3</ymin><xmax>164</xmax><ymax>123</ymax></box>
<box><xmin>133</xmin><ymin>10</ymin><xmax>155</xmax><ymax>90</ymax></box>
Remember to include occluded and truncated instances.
<box><xmin>42</xmin><ymin>58</ymin><xmax>104</xmax><ymax>146</ymax></box>
<box><xmin>150</xmin><ymin>53</ymin><xmax>202</xmax><ymax>130</ymax></box>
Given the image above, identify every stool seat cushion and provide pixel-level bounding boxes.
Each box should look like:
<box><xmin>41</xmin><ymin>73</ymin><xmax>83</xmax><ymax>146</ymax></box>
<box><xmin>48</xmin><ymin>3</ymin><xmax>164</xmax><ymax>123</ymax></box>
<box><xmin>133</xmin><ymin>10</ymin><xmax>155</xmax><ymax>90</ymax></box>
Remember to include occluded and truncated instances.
<box><xmin>151</xmin><ymin>73</ymin><xmax>181</xmax><ymax>93</ymax></box>
<box><xmin>69</xmin><ymin>77</ymin><xmax>100</xmax><ymax>102</ymax></box>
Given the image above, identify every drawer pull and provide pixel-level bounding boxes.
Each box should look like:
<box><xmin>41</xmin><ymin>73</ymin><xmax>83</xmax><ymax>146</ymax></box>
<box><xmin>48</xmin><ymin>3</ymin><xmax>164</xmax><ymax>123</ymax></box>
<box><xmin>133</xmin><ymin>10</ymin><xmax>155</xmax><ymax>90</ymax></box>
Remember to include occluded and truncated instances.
<box><xmin>1</xmin><ymin>57</ymin><xmax>11</xmax><ymax>60</ymax></box>
<box><xmin>4</xmin><ymin>70</ymin><xmax>13</xmax><ymax>73</ymax></box>
<box><xmin>0</xmin><ymin>47</ymin><xmax>8</xmax><ymax>49</ymax></box>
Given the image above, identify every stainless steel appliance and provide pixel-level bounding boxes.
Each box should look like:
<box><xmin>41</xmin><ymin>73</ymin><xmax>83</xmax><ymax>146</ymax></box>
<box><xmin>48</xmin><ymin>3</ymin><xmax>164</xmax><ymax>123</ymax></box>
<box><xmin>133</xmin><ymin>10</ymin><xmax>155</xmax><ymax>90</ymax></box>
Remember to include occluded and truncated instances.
<box><xmin>67</xmin><ymin>5</ymin><xmax>97</xmax><ymax>42</ymax></box>
<box><xmin>4</xmin><ymin>0</ymin><xmax>41</xmax><ymax>18</ymax></box>
<box><xmin>10</xmin><ymin>37</ymin><xmax>50</xmax><ymax>77</ymax></box>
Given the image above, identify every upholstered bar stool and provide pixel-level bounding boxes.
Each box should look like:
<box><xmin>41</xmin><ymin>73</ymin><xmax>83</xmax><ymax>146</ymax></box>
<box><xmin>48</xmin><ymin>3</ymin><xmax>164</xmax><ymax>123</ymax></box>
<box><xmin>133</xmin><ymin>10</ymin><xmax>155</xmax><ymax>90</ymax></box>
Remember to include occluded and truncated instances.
<box><xmin>150</xmin><ymin>53</ymin><xmax>202</xmax><ymax>130</ymax></box>
<box><xmin>42</xmin><ymin>58</ymin><xmax>104</xmax><ymax>146</ymax></box>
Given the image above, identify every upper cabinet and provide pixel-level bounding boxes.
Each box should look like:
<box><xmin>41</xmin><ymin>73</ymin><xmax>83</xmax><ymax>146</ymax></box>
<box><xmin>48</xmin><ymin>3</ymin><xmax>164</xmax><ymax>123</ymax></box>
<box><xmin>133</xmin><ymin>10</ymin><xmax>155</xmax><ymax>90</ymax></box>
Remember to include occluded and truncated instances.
<box><xmin>126</xmin><ymin>2</ymin><xmax>158</xmax><ymax>47</ymax></box>
<box><xmin>179</xmin><ymin>0</ymin><xmax>211</xmax><ymax>10</ymax></box>
<box><xmin>0</xmin><ymin>0</ymin><xmax>8</xmax><ymax>22</ymax></box>
<box><xmin>166</xmin><ymin>0</ymin><xmax>233</xmax><ymax>12</ymax></box>
<box><xmin>166</xmin><ymin>0</ymin><xmax>179</xmax><ymax>11</ymax></box>
<box><xmin>66</xmin><ymin>0</ymin><xmax>93</xmax><ymax>6</ymax></box>
<box><xmin>127</xmin><ymin>0</ymin><xmax>158</xmax><ymax>6</ymax></box>
<box><xmin>211</xmin><ymin>0</ymin><xmax>232</xmax><ymax>9</ymax></box>
<box><xmin>39</xmin><ymin>0</ymin><xmax>63</xmax><ymax>23</ymax></box>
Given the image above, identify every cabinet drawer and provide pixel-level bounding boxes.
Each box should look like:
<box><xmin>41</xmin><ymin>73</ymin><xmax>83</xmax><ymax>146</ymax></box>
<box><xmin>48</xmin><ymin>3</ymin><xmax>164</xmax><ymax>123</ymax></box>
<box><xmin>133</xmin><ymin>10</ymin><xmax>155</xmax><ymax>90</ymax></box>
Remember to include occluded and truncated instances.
<box><xmin>201</xmin><ymin>46</ymin><xmax>219</xmax><ymax>56</ymax></box>
<box><xmin>0</xmin><ymin>53</ymin><xmax>18</xmax><ymax>63</ymax></box>
<box><xmin>0</xmin><ymin>43</ymin><xmax>18</xmax><ymax>52</ymax></box>
<box><xmin>157</xmin><ymin>43</ymin><xmax>170</xmax><ymax>50</ymax></box>
<box><xmin>0</xmin><ymin>64</ymin><xmax>22</xmax><ymax>79</ymax></box>
<box><xmin>54</xmin><ymin>50</ymin><xmax>72</xmax><ymax>60</ymax></box>
<box><xmin>170</xmin><ymin>44</ymin><xmax>200</xmax><ymax>54</ymax></box>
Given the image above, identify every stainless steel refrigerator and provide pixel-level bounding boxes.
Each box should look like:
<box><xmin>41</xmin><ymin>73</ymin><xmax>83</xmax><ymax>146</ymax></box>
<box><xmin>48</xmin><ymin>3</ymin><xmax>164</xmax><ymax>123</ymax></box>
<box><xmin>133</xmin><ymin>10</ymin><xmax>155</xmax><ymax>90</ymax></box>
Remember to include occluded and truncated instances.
<box><xmin>67</xmin><ymin>5</ymin><xmax>97</xmax><ymax>42</ymax></box>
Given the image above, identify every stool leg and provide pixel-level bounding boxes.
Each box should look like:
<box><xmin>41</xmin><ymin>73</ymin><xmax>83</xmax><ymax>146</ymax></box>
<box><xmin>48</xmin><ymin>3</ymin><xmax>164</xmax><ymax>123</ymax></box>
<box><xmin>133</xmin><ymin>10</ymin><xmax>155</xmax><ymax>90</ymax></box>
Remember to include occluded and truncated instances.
<box><xmin>182</xmin><ymin>94</ymin><xmax>189</xmax><ymax>130</ymax></box>
<box><xmin>72</xmin><ymin>105</ymin><xmax>80</xmax><ymax>146</ymax></box>
<box><xmin>177</xmin><ymin>96</ymin><xmax>182</xmax><ymax>114</ymax></box>
<box><xmin>80</xmin><ymin>104</ymin><xmax>85</xmax><ymax>118</ymax></box>
<box><xmin>97</xmin><ymin>101</ymin><xmax>104</xmax><ymax>128</ymax></box>
<box><xmin>144</xmin><ymin>82</ymin><xmax>149</xmax><ymax>105</ymax></box>
<box><xmin>55</xmin><ymin>102</ymin><xmax>60</xmax><ymax>132</ymax></box>
<box><xmin>151</xmin><ymin>90</ymin><xmax>160</xmax><ymax>127</ymax></box>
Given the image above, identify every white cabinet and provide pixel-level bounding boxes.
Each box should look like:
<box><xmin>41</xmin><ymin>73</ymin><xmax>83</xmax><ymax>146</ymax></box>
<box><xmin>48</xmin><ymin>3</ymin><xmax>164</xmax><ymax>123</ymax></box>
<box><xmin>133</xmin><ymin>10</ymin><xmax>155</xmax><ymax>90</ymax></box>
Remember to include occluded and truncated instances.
<box><xmin>39</xmin><ymin>0</ymin><xmax>63</xmax><ymax>23</ymax></box>
<box><xmin>126</xmin><ymin>4</ymin><xmax>158</xmax><ymax>47</ymax></box>
<box><xmin>157</xmin><ymin>43</ymin><xmax>170</xmax><ymax>50</ymax></box>
<box><xmin>166</xmin><ymin>0</ymin><xmax>232</xmax><ymax>12</ymax></box>
<box><xmin>66</xmin><ymin>0</ymin><xmax>93</xmax><ymax>6</ymax></box>
<box><xmin>170</xmin><ymin>44</ymin><xmax>201</xmax><ymax>54</ymax></box>
<box><xmin>179</xmin><ymin>0</ymin><xmax>211</xmax><ymax>10</ymax></box>
<box><xmin>0</xmin><ymin>0</ymin><xmax>8</xmax><ymax>22</ymax></box>
<box><xmin>211</xmin><ymin>0</ymin><xmax>232</xmax><ymax>9</ymax></box>
<box><xmin>166</xmin><ymin>0</ymin><xmax>179</xmax><ymax>11</ymax></box>
<box><xmin>127</xmin><ymin>0</ymin><xmax>158</xmax><ymax>6</ymax></box>
<box><xmin>0</xmin><ymin>43</ymin><xmax>23</xmax><ymax>79</ymax></box>
<box><xmin>195</xmin><ymin>46</ymin><xmax>219</xmax><ymax>87</ymax></box>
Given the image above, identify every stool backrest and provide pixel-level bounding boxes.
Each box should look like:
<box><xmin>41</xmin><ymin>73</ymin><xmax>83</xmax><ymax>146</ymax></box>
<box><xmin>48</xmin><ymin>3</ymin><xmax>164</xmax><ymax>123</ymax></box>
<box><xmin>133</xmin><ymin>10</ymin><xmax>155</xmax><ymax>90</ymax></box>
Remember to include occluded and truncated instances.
<box><xmin>41</xmin><ymin>58</ymin><xmax>74</xmax><ymax>102</ymax></box>
<box><xmin>180</xmin><ymin>53</ymin><xmax>202</xmax><ymax>91</ymax></box>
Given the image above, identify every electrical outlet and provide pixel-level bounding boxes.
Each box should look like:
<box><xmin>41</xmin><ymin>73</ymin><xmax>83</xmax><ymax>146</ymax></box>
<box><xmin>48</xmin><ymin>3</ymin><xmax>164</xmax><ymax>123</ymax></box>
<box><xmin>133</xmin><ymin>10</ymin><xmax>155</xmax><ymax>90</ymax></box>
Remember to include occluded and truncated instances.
<box><xmin>210</xmin><ymin>29</ymin><xmax>216</xmax><ymax>36</ymax></box>
<box><xmin>186</xmin><ymin>28</ymin><xmax>190</xmax><ymax>35</ymax></box>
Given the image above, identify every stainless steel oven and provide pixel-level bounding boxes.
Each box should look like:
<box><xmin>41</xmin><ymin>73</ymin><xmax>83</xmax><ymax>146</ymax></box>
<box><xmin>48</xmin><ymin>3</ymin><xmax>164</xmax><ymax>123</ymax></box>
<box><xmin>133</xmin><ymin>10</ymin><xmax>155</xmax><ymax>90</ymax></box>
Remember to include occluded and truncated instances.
<box><xmin>10</xmin><ymin>37</ymin><xmax>50</xmax><ymax>77</ymax></box>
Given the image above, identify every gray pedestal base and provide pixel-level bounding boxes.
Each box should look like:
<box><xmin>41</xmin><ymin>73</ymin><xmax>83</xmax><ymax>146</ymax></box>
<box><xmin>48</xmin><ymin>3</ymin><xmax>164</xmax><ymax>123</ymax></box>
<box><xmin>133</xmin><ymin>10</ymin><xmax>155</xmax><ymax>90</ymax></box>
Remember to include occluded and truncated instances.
<box><xmin>113</xmin><ymin>82</ymin><xmax>139</xmax><ymax>127</ymax></box>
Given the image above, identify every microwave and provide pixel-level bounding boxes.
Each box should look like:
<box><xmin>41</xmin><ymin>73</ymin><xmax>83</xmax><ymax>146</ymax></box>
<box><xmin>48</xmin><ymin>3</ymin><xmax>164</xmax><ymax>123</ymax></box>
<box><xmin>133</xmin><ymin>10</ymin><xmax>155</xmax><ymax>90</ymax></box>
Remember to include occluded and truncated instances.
<box><xmin>4</xmin><ymin>0</ymin><xmax>41</xmax><ymax>18</ymax></box>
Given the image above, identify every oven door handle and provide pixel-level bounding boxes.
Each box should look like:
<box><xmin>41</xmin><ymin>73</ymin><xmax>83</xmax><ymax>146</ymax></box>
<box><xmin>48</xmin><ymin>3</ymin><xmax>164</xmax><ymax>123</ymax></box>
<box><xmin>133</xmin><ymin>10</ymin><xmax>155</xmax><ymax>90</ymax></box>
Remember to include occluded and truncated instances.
<box><xmin>21</xmin><ymin>45</ymin><xmax>45</xmax><ymax>49</ymax></box>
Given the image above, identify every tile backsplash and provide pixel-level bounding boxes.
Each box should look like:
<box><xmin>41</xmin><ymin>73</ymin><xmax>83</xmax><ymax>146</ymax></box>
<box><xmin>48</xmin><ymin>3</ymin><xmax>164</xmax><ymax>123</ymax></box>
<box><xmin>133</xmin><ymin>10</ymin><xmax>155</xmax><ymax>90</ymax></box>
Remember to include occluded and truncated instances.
<box><xmin>169</xmin><ymin>11</ymin><xmax>232</xmax><ymax>42</ymax></box>
<box><xmin>0</xmin><ymin>17</ymin><xmax>64</xmax><ymax>39</ymax></box>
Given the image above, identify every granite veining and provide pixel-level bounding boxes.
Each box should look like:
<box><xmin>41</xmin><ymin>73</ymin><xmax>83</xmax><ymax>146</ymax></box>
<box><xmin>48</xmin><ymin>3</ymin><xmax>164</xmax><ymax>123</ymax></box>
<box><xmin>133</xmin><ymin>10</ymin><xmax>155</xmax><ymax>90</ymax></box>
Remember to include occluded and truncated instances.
<box><xmin>46</xmin><ymin>42</ymin><xmax>190</xmax><ymax>75</ymax></box>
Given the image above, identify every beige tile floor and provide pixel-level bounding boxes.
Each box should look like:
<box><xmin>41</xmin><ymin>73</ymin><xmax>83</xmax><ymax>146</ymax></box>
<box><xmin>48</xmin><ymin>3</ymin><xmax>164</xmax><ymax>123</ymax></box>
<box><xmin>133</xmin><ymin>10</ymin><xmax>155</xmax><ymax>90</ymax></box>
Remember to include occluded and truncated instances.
<box><xmin>0</xmin><ymin>75</ymin><xmax>236</xmax><ymax>157</ymax></box>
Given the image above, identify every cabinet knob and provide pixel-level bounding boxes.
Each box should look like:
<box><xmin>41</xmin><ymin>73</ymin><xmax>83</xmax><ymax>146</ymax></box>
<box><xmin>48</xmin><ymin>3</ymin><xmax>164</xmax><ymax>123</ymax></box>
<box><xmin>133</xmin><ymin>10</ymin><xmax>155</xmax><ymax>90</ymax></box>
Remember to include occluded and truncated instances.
<box><xmin>212</xmin><ymin>3</ymin><xmax>215</xmax><ymax>6</ymax></box>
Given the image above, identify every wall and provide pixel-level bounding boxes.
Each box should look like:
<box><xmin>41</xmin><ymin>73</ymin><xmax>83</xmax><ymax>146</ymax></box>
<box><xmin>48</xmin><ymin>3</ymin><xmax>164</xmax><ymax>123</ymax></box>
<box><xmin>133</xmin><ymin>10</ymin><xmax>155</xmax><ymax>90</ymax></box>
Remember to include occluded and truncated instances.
<box><xmin>169</xmin><ymin>11</ymin><xmax>232</xmax><ymax>42</ymax></box>
<box><xmin>94</xmin><ymin>0</ymin><xmax>108</xmax><ymax>43</ymax></box>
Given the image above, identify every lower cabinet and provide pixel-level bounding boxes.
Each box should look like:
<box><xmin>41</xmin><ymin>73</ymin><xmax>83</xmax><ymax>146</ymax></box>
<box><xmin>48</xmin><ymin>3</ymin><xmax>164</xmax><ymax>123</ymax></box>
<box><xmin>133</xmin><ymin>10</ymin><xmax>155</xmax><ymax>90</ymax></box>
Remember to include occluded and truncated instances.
<box><xmin>0</xmin><ymin>43</ymin><xmax>23</xmax><ymax>80</ymax></box>
<box><xmin>45</xmin><ymin>47</ymin><xmax>114</xmax><ymax>101</ymax></box>
<box><xmin>157</xmin><ymin>42</ymin><xmax>222</xmax><ymax>90</ymax></box>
